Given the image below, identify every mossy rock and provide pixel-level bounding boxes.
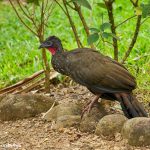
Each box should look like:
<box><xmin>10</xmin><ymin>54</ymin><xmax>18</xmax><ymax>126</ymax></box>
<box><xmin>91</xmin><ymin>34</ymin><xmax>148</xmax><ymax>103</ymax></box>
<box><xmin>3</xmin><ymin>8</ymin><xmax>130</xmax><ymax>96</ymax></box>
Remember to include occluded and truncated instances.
<box><xmin>122</xmin><ymin>117</ymin><xmax>150</xmax><ymax>146</ymax></box>
<box><xmin>95</xmin><ymin>114</ymin><xmax>127</xmax><ymax>139</ymax></box>
<box><xmin>43</xmin><ymin>102</ymin><xmax>82</xmax><ymax>121</ymax></box>
<box><xmin>0</xmin><ymin>94</ymin><xmax>57</xmax><ymax>121</ymax></box>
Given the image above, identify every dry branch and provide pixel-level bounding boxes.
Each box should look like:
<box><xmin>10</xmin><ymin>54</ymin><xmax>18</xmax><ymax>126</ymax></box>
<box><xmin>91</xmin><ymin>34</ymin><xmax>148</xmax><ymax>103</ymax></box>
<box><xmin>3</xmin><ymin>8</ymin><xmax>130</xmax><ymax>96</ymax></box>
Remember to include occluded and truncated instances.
<box><xmin>14</xmin><ymin>78</ymin><xmax>45</xmax><ymax>94</ymax></box>
<box><xmin>0</xmin><ymin>70</ymin><xmax>44</xmax><ymax>94</ymax></box>
<box><xmin>0</xmin><ymin>70</ymin><xmax>60</xmax><ymax>95</ymax></box>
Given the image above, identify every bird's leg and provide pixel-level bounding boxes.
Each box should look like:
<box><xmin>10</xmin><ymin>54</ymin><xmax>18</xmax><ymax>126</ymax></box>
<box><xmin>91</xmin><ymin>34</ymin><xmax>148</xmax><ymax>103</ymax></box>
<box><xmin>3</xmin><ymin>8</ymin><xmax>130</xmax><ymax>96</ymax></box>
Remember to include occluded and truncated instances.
<box><xmin>81</xmin><ymin>94</ymin><xmax>101</xmax><ymax>118</ymax></box>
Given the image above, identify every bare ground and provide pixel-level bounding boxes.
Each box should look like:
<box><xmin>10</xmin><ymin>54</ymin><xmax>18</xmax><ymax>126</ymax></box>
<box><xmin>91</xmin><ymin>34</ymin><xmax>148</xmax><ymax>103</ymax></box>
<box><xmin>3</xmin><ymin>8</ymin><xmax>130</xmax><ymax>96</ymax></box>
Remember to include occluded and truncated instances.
<box><xmin>0</xmin><ymin>83</ymin><xmax>150</xmax><ymax>150</ymax></box>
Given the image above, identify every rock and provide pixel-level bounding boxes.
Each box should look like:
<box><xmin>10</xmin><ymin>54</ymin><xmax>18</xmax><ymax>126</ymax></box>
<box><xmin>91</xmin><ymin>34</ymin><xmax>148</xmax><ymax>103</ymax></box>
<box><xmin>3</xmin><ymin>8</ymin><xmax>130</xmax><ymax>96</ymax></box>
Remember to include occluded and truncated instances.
<box><xmin>95</xmin><ymin>114</ymin><xmax>127</xmax><ymax>139</ymax></box>
<box><xmin>54</xmin><ymin>115</ymin><xmax>81</xmax><ymax>129</ymax></box>
<box><xmin>43</xmin><ymin>102</ymin><xmax>82</xmax><ymax>121</ymax></box>
<box><xmin>122</xmin><ymin>117</ymin><xmax>150</xmax><ymax>146</ymax></box>
<box><xmin>0</xmin><ymin>94</ymin><xmax>57</xmax><ymax>121</ymax></box>
<box><xmin>79</xmin><ymin>103</ymin><xmax>107</xmax><ymax>133</ymax></box>
<box><xmin>0</xmin><ymin>95</ymin><xmax>6</xmax><ymax>103</ymax></box>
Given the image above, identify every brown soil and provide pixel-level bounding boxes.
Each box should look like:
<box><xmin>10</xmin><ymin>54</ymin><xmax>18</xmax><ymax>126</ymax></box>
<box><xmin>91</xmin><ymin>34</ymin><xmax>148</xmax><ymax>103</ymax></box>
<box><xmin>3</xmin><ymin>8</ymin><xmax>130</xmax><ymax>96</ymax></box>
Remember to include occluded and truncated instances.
<box><xmin>0</xmin><ymin>83</ymin><xmax>150</xmax><ymax>150</ymax></box>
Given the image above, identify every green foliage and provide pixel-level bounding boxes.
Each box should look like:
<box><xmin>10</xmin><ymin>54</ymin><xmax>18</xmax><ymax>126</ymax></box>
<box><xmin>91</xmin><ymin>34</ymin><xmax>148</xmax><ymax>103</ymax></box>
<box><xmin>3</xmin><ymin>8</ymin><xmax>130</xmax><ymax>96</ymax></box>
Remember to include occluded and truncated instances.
<box><xmin>100</xmin><ymin>22</ymin><xmax>111</xmax><ymax>31</ymax></box>
<box><xmin>97</xmin><ymin>2</ymin><xmax>107</xmax><ymax>9</ymax></box>
<box><xmin>89</xmin><ymin>28</ymin><xmax>100</xmax><ymax>33</ymax></box>
<box><xmin>88</xmin><ymin>22</ymin><xmax>119</xmax><ymax>44</ymax></box>
<box><xmin>71</xmin><ymin>0</ymin><xmax>92</xmax><ymax>10</ymax></box>
<box><xmin>0</xmin><ymin>0</ymin><xmax>150</xmax><ymax>90</ymax></box>
<box><xmin>26</xmin><ymin>0</ymin><xmax>40</xmax><ymax>5</ymax></box>
<box><xmin>87</xmin><ymin>33</ymin><xmax>99</xmax><ymax>45</ymax></box>
<box><xmin>141</xmin><ymin>1</ymin><xmax>150</xmax><ymax>18</ymax></box>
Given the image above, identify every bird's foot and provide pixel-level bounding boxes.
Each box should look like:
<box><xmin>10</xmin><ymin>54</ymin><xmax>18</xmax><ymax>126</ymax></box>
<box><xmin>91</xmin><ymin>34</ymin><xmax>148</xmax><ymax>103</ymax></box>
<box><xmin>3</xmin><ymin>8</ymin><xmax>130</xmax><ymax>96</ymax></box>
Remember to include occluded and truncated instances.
<box><xmin>81</xmin><ymin>95</ymin><xmax>101</xmax><ymax>119</ymax></box>
<box><xmin>81</xmin><ymin>101</ymin><xmax>95</xmax><ymax>119</ymax></box>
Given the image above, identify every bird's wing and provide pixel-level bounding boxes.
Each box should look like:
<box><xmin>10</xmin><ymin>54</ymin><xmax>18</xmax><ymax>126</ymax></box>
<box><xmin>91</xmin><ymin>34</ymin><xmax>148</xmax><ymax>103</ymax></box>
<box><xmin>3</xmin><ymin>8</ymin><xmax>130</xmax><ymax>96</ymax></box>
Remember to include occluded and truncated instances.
<box><xmin>65</xmin><ymin>48</ymin><xmax>136</xmax><ymax>93</ymax></box>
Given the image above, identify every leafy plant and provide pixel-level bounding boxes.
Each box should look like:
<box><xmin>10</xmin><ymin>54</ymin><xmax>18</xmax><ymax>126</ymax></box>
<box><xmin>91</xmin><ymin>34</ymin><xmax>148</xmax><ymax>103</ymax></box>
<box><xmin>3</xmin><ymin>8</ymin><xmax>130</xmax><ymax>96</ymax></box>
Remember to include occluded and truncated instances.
<box><xmin>87</xmin><ymin>0</ymin><xmax>150</xmax><ymax>63</ymax></box>
<box><xmin>71</xmin><ymin>0</ymin><xmax>92</xmax><ymax>10</ymax></box>
<box><xmin>1</xmin><ymin>0</ymin><xmax>150</xmax><ymax>89</ymax></box>
<box><xmin>8</xmin><ymin>0</ymin><xmax>54</xmax><ymax>92</ymax></box>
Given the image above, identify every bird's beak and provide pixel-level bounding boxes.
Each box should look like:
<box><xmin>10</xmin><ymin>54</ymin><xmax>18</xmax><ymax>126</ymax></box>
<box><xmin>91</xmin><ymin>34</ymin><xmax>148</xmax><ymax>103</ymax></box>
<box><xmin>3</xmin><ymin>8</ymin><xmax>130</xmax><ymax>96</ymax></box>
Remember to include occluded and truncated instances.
<box><xmin>38</xmin><ymin>41</ymin><xmax>52</xmax><ymax>49</ymax></box>
<box><xmin>38</xmin><ymin>43</ymin><xmax>47</xmax><ymax>49</ymax></box>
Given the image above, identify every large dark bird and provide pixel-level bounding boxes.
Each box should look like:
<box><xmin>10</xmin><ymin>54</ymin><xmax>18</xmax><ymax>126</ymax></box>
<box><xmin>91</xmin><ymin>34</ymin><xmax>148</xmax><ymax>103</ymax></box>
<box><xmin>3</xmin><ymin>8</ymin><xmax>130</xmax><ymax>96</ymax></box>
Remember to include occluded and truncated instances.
<box><xmin>39</xmin><ymin>36</ymin><xmax>148</xmax><ymax>118</ymax></box>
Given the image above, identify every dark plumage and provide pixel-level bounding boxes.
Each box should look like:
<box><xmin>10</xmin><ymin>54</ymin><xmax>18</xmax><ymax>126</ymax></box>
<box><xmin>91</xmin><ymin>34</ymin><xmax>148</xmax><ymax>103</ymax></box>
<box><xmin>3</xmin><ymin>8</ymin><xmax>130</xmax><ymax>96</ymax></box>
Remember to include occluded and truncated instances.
<box><xmin>39</xmin><ymin>36</ymin><xmax>148</xmax><ymax>118</ymax></box>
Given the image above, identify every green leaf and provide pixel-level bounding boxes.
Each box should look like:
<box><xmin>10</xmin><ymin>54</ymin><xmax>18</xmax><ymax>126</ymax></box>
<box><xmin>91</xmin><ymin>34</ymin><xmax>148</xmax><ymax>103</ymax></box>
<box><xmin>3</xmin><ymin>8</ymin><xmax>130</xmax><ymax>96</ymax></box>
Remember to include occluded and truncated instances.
<box><xmin>102</xmin><ymin>32</ymin><xmax>111</xmax><ymax>39</ymax></box>
<box><xmin>97</xmin><ymin>3</ymin><xmax>106</xmax><ymax>9</ymax></box>
<box><xmin>100</xmin><ymin>22</ymin><xmax>111</xmax><ymax>31</ymax></box>
<box><xmin>101</xmin><ymin>32</ymin><xmax>120</xmax><ymax>40</ymax></box>
<box><xmin>141</xmin><ymin>1</ymin><xmax>150</xmax><ymax>18</ymax></box>
<box><xmin>89</xmin><ymin>28</ymin><xmax>100</xmax><ymax>33</ymax></box>
<box><xmin>87</xmin><ymin>33</ymin><xmax>99</xmax><ymax>45</ymax></box>
<box><xmin>26</xmin><ymin>0</ymin><xmax>40</xmax><ymax>5</ymax></box>
<box><xmin>110</xmin><ymin>33</ymin><xmax>120</xmax><ymax>40</ymax></box>
<box><xmin>71</xmin><ymin>0</ymin><xmax>92</xmax><ymax>10</ymax></box>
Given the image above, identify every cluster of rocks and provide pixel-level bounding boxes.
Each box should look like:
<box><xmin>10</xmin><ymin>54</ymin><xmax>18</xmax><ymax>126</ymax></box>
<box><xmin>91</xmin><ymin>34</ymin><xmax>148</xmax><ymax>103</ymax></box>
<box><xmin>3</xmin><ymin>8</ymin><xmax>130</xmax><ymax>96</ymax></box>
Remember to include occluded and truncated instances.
<box><xmin>0</xmin><ymin>94</ymin><xmax>149</xmax><ymax>147</ymax></box>
<box><xmin>42</xmin><ymin>102</ymin><xmax>150</xmax><ymax>147</ymax></box>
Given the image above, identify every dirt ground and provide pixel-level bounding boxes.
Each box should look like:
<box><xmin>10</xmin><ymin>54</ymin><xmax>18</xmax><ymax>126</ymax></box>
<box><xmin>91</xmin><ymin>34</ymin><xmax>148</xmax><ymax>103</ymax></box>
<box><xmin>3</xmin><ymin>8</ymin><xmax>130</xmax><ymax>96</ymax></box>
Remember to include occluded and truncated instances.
<box><xmin>0</xmin><ymin>84</ymin><xmax>150</xmax><ymax>150</ymax></box>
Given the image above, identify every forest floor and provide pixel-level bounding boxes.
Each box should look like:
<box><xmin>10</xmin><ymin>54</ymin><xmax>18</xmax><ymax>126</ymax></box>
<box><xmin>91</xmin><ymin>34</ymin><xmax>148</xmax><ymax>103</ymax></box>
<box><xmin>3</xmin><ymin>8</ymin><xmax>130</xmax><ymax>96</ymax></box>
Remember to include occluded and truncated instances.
<box><xmin>0</xmin><ymin>83</ymin><xmax>150</xmax><ymax>150</ymax></box>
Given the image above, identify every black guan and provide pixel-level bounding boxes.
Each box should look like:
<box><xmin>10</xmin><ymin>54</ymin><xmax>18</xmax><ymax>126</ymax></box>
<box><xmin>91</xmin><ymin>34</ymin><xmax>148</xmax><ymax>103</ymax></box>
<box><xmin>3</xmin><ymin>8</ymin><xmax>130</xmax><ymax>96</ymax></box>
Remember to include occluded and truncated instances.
<box><xmin>39</xmin><ymin>36</ymin><xmax>148</xmax><ymax>118</ymax></box>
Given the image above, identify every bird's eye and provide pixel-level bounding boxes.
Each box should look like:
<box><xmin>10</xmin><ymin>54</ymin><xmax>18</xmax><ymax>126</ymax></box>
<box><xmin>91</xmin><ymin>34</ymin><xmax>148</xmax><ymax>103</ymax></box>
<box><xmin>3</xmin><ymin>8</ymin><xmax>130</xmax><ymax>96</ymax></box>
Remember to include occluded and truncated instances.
<box><xmin>46</xmin><ymin>41</ymin><xmax>52</xmax><ymax>46</ymax></box>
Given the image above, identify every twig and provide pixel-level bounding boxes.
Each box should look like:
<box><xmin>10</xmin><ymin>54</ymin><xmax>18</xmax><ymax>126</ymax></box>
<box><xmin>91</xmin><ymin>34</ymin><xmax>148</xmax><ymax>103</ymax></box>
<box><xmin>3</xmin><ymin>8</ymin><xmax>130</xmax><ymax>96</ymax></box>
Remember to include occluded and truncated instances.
<box><xmin>62</xmin><ymin>0</ymin><xmax>83</xmax><ymax>48</ymax></box>
<box><xmin>73</xmin><ymin>2</ymin><xmax>95</xmax><ymax>49</ymax></box>
<box><xmin>54</xmin><ymin>0</ymin><xmax>83</xmax><ymax>47</ymax></box>
<box><xmin>20</xmin><ymin>0</ymin><xmax>38</xmax><ymax>30</ymax></box>
<box><xmin>121</xmin><ymin>15</ymin><xmax>142</xmax><ymax>63</ymax></box>
<box><xmin>104</xmin><ymin>0</ymin><xmax>118</xmax><ymax>61</ymax></box>
<box><xmin>42</xmin><ymin>101</ymin><xmax>56</xmax><ymax>119</ymax></box>
<box><xmin>44</xmin><ymin>0</ymin><xmax>49</xmax><ymax>14</ymax></box>
<box><xmin>44</xmin><ymin>2</ymin><xmax>54</xmax><ymax>25</ymax></box>
<box><xmin>54</xmin><ymin>0</ymin><xmax>68</xmax><ymax>16</ymax></box>
<box><xmin>115</xmin><ymin>15</ymin><xmax>136</xmax><ymax>28</ymax></box>
<box><xmin>14</xmin><ymin>78</ymin><xmax>45</xmax><ymax>94</ymax></box>
<box><xmin>19</xmin><ymin>1</ymin><xmax>39</xmax><ymax>30</ymax></box>
<box><xmin>140</xmin><ymin>16</ymin><xmax>150</xmax><ymax>25</ymax></box>
<box><xmin>66</xmin><ymin>2</ymin><xmax>75</xmax><ymax>10</ymax></box>
<box><xmin>99</xmin><ymin>33</ymin><xmax>113</xmax><ymax>46</ymax></box>
<box><xmin>130</xmin><ymin>0</ymin><xmax>139</xmax><ymax>7</ymax></box>
<box><xmin>121</xmin><ymin>0</ymin><xmax>141</xmax><ymax>63</ymax></box>
<box><xmin>9</xmin><ymin>0</ymin><xmax>38</xmax><ymax>37</ymax></box>
<box><xmin>39</xmin><ymin>0</ymin><xmax>51</xmax><ymax>93</ymax></box>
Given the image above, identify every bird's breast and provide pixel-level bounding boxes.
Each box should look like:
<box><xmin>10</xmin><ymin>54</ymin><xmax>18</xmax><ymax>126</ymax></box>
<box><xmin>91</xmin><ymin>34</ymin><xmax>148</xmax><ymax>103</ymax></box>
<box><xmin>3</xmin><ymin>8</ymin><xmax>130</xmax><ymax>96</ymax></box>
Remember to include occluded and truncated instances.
<box><xmin>51</xmin><ymin>55</ymin><xmax>68</xmax><ymax>75</ymax></box>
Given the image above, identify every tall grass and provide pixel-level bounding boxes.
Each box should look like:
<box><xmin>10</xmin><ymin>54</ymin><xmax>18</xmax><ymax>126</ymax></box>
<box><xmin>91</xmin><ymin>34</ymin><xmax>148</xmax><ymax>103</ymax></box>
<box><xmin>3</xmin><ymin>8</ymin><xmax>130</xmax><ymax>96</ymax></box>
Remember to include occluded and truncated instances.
<box><xmin>0</xmin><ymin>1</ymin><xmax>150</xmax><ymax>89</ymax></box>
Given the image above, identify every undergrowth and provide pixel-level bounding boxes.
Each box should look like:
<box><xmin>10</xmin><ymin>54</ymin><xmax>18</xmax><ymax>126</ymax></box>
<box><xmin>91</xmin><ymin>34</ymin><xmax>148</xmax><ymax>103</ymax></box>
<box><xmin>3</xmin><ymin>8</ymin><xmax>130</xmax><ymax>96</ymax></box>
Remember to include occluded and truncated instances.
<box><xmin>0</xmin><ymin>1</ymin><xmax>150</xmax><ymax>90</ymax></box>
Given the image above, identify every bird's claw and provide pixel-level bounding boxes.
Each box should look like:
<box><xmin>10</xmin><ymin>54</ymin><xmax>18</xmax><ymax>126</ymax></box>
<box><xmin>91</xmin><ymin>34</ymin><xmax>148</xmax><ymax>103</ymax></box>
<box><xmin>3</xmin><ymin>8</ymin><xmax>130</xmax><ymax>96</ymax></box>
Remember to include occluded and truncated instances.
<box><xmin>81</xmin><ymin>103</ymin><xmax>93</xmax><ymax>119</ymax></box>
<box><xmin>81</xmin><ymin>95</ymin><xmax>101</xmax><ymax>119</ymax></box>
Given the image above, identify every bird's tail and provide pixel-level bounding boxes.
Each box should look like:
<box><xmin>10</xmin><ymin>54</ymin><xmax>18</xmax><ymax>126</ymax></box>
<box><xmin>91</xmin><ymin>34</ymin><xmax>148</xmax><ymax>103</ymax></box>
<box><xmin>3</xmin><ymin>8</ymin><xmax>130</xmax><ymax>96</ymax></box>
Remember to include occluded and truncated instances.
<box><xmin>117</xmin><ymin>93</ymin><xmax>148</xmax><ymax>118</ymax></box>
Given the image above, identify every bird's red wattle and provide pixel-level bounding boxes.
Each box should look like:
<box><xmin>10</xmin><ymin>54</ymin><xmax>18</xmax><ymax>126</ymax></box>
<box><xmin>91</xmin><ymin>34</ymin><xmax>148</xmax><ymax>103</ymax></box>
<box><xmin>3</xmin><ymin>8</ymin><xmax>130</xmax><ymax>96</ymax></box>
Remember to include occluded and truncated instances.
<box><xmin>48</xmin><ymin>47</ymin><xmax>56</xmax><ymax>55</ymax></box>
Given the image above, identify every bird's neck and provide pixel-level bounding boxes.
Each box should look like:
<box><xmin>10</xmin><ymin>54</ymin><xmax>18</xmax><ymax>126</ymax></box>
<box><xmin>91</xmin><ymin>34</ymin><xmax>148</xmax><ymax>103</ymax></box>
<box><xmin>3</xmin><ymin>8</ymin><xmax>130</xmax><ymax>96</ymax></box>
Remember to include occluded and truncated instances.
<box><xmin>48</xmin><ymin>44</ymin><xmax>64</xmax><ymax>56</ymax></box>
<box><xmin>48</xmin><ymin>47</ymin><xmax>57</xmax><ymax>55</ymax></box>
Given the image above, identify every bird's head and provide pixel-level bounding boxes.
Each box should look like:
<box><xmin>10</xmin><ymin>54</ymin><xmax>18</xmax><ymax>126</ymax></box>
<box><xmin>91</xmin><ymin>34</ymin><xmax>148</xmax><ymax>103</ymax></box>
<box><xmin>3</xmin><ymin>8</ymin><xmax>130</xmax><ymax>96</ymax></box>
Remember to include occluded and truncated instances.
<box><xmin>38</xmin><ymin>36</ymin><xmax>63</xmax><ymax>55</ymax></box>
